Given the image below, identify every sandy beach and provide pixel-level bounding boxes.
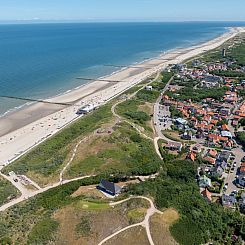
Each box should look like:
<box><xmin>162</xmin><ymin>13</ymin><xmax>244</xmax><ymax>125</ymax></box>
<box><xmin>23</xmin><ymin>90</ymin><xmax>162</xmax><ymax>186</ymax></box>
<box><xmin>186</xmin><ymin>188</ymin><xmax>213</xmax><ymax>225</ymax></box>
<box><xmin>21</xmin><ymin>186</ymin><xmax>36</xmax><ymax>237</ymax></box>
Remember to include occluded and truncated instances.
<box><xmin>0</xmin><ymin>27</ymin><xmax>244</xmax><ymax>167</ymax></box>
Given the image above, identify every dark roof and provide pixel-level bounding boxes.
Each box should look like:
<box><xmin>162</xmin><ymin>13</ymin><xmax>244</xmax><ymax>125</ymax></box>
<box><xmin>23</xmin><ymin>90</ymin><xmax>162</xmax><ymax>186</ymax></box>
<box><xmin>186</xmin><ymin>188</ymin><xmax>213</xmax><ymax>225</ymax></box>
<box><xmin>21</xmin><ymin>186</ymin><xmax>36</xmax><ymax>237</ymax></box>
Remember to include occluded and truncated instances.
<box><xmin>217</xmin><ymin>151</ymin><xmax>231</xmax><ymax>162</ymax></box>
<box><xmin>222</xmin><ymin>194</ymin><xmax>236</xmax><ymax>206</ymax></box>
<box><xmin>203</xmin><ymin>75</ymin><xmax>222</xmax><ymax>83</ymax></box>
<box><xmin>217</xmin><ymin>160</ymin><xmax>227</xmax><ymax>170</ymax></box>
<box><xmin>98</xmin><ymin>179</ymin><xmax>121</xmax><ymax>194</ymax></box>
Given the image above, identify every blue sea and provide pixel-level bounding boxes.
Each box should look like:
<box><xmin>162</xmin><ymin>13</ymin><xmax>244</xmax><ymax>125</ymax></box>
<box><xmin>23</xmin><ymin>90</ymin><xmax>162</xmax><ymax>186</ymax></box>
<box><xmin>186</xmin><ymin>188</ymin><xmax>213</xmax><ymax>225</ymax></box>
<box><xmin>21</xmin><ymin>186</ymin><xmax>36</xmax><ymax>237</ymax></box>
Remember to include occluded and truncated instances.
<box><xmin>0</xmin><ymin>21</ymin><xmax>244</xmax><ymax>116</ymax></box>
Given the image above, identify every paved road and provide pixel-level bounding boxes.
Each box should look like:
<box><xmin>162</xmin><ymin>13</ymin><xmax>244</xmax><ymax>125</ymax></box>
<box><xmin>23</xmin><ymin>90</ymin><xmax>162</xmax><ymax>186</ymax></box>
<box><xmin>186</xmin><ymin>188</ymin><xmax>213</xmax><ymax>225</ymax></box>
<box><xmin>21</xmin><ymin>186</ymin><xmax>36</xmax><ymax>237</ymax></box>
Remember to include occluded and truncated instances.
<box><xmin>225</xmin><ymin>146</ymin><xmax>244</xmax><ymax>195</ymax></box>
<box><xmin>0</xmin><ymin>172</ymin><xmax>35</xmax><ymax>197</ymax></box>
<box><xmin>224</xmin><ymin>101</ymin><xmax>245</xmax><ymax>195</ymax></box>
<box><xmin>153</xmin><ymin>77</ymin><xmax>179</xmax><ymax>144</ymax></box>
<box><xmin>0</xmin><ymin>175</ymin><xmax>94</xmax><ymax>212</ymax></box>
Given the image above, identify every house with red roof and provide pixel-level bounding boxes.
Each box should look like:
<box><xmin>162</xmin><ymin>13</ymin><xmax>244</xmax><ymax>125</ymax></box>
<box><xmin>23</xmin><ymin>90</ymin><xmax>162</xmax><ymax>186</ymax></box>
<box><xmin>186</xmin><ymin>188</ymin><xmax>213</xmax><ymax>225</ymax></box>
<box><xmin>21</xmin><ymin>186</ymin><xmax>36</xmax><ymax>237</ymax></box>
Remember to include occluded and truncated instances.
<box><xmin>201</xmin><ymin>189</ymin><xmax>212</xmax><ymax>202</ymax></box>
<box><xmin>221</xmin><ymin>124</ymin><xmax>230</xmax><ymax>131</ymax></box>
<box><xmin>204</xmin><ymin>156</ymin><xmax>216</xmax><ymax>165</ymax></box>
<box><xmin>207</xmin><ymin>149</ymin><xmax>218</xmax><ymax>158</ymax></box>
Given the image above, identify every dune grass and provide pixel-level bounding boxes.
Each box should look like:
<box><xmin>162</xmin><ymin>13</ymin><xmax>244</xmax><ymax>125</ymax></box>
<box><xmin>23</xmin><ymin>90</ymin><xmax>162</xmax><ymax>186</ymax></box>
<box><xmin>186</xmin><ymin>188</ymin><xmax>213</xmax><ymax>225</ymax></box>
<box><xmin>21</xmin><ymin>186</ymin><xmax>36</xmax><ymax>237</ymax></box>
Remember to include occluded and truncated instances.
<box><xmin>0</xmin><ymin>176</ymin><xmax>20</xmax><ymax>206</ymax></box>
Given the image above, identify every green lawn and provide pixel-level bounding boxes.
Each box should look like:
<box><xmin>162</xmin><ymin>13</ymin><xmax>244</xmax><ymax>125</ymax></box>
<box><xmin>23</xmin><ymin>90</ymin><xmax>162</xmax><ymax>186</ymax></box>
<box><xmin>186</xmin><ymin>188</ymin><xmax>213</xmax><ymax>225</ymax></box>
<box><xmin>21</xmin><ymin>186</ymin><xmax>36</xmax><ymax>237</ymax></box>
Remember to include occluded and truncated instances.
<box><xmin>75</xmin><ymin>200</ymin><xmax>109</xmax><ymax>210</ymax></box>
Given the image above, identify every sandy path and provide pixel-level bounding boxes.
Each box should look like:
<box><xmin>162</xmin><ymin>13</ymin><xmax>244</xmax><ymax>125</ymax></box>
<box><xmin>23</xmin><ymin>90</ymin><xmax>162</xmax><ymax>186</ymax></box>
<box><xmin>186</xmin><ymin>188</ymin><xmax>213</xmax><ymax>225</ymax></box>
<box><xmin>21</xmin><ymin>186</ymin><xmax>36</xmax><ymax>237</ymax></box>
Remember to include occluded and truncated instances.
<box><xmin>0</xmin><ymin>27</ymin><xmax>244</xmax><ymax>167</ymax></box>
<box><xmin>98</xmin><ymin>196</ymin><xmax>163</xmax><ymax>245</ymax></box>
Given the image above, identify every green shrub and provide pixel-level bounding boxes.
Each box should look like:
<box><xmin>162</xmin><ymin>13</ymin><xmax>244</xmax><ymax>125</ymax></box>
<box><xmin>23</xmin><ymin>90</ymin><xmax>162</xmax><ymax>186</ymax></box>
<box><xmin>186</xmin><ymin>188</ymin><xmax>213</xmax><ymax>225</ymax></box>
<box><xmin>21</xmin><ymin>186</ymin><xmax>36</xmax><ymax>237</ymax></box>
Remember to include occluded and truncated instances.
<box><xmin>27</xmin><ymin>218</ymin><xmax>59</xmax><ymax>244</ymax></box>
<box><xmin>125</xmin><ymin>111</ymin><xmax>150</xmax><ymax>123</ymax></box>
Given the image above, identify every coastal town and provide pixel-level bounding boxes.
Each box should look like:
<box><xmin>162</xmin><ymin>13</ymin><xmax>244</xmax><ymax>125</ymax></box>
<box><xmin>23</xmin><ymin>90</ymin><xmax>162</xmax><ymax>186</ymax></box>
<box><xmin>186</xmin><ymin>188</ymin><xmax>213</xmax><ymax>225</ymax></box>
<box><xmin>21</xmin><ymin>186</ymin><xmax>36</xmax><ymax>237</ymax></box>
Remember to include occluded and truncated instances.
<box><xmin>0</xmin><ymin>27</ymin><xmax>244</xmax><ymax>245</ymax></box>
<box><xmin>157</xmin><ymin>42</ymin><xmax>245</xmax><ymax>213</ymax></box>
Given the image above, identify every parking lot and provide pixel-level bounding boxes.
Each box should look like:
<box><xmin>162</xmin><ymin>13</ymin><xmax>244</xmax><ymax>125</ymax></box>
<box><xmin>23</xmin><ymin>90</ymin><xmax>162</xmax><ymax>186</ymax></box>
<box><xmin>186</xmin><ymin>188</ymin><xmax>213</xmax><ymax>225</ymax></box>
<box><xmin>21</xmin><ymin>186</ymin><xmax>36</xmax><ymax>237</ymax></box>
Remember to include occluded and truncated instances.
<box><xmin>155</xmin><ymin>104</ymin><xmax>172</xmax><ymax>130</ymax></box>
<box><xmin>224</xmin><ymin>147</ymin><xmax>244</xmax><ymax>195</ymax></box>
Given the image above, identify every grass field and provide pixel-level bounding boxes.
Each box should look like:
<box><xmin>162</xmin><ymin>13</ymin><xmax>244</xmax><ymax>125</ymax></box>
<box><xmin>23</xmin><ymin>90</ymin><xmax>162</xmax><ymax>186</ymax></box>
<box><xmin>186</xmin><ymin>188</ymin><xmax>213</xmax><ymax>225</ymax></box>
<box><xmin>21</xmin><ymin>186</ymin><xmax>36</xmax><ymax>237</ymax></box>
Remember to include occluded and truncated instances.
<box><xmin>0</xmin><ymin>176</ymin><xmax>20</xmax><ymax>206</ymax></box>
<box><xmin>104</xmin><ymin>226</ymin><xmax>149</xmax><ymax>245</ymax></box>
<box><xmin>116</xmin><ymin>71</ymin><xmax>172</xmax><ymax>137</ymax></box>
<box><xmin>64</xmin><ymin>121</ymin><xmax>162</xmax><ymax>179</ymax></box>
<box><xmin>150</xmin><ymin>209</ymin><xmax>179</xmax><ymax>245</ymax></box>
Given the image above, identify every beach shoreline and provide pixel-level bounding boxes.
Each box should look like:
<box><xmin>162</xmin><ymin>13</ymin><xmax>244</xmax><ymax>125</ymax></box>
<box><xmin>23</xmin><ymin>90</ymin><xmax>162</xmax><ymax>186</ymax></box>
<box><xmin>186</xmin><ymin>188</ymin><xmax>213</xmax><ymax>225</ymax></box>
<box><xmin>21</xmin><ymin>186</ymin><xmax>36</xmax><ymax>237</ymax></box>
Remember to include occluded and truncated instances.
<box><xmin>0</xmin><ymin>26</ymin><xmax>244</xmax><ymax>167</ymax></box>
<box><xmin>0</xmin><ymin>26</ymin><xmax>229</xmax><ymax>119</ymax></box>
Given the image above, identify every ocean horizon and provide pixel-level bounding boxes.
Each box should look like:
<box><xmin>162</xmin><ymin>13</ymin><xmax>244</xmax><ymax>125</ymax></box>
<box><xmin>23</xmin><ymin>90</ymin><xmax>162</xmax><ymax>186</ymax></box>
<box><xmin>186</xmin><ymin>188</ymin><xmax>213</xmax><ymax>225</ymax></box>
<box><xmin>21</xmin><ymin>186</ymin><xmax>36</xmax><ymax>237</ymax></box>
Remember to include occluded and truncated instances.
<box><xmin>0</xmin><ymin>21</ymin><xmax>245</xmax><ymax>116</ymax></box>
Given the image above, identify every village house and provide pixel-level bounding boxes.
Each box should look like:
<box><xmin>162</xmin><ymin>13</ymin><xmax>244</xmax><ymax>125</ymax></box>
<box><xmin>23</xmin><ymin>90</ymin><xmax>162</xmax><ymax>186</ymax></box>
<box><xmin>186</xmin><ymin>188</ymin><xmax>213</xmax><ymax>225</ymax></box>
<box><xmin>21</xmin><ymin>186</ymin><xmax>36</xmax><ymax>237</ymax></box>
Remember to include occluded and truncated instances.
<box><xmin>188</xmin><ymin>152</ymin><xmax>196</xmax><ymax>162</ymax></box>
<box><xmin>239</xmin><ymin>192</ymin><xmax>245</xmax><ymax>213</ymax></box>
<box><xmin>165</xmin><ymin>141</ymin><xmax>183</xmax><ymax>152</ymax></box>
<box><xmin>199</xmin><ymin>175</ymin><xmax>212</xmax><ymax>188</ymax></box>
<box><xmin>217</xmin><ymin>151</ymin><xmax>231</xmax><ymax>163</ymax></box>
<box><xmin>221</xmin><ymin>124</ymin><xmax>230</xmax><ymax>131</ymax></box>
<box><xmin>204</xmin><ymin>156</ymin><xmax>216</xmax><ymax>165</ymax></box>
<box><xmin>237</xmin><ymin>175</ymin><xmax>245</xmax><ymax>187</ymax></box>
<box><xmin>201</xmin><ymin>188</ymin><xmax>212</xmax><ymax>202</ymax></box>
<box><xmin>192</xmin><ymin>144</ymin><xmax>202</xmax><ymax>154</ymax></box>
<box><xmin>201</xmin><ymin>75</ymin><xmax>222</xmax><ymax>88</ymax></box>
<box><xmin>211</xmin><ymin>165</ymin><xmax>225</xmax><ymax>178</ymax></box>
<box><xmin>181</xmin><ymin>131</ymin><xmax>193</xmax><ymax>140</ymax></box>
<box><xmin>207</xmin><ymin>149</ymin><xmax>218</xmax><ymax>158</ymax></box>
<box><xmin>221</xmin><ymin>130</ymin><xmax>232</xmax><ymax>139</ymax></box>
<box><xmin>224</xmin><ymin>91</ymin><xmax>238</xmax><ymax>104</ymax></box>
<box><xmin>145</xmin><ymin>85</ymin><xmax>153</xmax><ymax>91</ymax></box>
<box><xmin>222</xmin><ymin>194</ymin><xmax>236</xmax><ymax>208</ymax></box>
<box><xmin>97</xmin><ymin>179</ymin><xmax>122</xmax><ymax>197</ymax></box>
<box><xmin>220</xmin><ymin>108</ymin><xmax>231</xmax><ymax>116</ymax></box>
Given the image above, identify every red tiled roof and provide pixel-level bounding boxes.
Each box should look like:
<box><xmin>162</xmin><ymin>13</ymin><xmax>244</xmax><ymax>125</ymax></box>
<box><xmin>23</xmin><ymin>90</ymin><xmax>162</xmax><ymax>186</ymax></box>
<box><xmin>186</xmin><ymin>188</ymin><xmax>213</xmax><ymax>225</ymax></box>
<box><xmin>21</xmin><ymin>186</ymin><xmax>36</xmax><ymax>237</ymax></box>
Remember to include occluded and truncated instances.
<box><xmin>204</xmin><ymin>157</ymin><xmax>216</xmax><ymax>165</ymax></box>
<box><xmin>201</xmin><ymin>189</ymin><xmax>212</xmax><ymax>201</ymax></box>
<box><xmin>205</xmin><ymin>124</ymin><xmax>214</xmax><ymax>130</ymax></box>
<box><xmin>211</xmin><ymin>119</ymin><xmax>218</xmax><ymax>125</ymax></box>
<box><xmin>189</xmin><ymin>153</ymin><xmax>196</xmax><ymax>162</ymax></box>
<box><xmin>219</xmin><ymin>136</ymin><xmax>229</xmax><ymax>142</ymax></box>
<box><xmin>208</xmin><ymin>149</ymin><xmax>218</xmax><ymax>158</ymax></box>
<box><xmin>221</xmin><ymin>124</ymin><xmax>229</xmax><ymax>131</ymax></box>
<box><xmin>208</xmin><ymin>134</ymin><xmax>219</xmax><ymax>141</ymax></box>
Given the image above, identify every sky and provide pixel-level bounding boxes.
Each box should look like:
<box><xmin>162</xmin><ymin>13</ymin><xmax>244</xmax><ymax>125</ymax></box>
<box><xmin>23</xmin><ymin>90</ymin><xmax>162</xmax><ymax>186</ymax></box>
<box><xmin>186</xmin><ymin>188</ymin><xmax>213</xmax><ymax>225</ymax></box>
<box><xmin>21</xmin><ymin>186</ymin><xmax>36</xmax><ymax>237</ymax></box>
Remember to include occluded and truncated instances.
<box><xmin>0</xmin><ymin>0</ymin><xmax>245</xmax><ymax>22</ymax></box>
